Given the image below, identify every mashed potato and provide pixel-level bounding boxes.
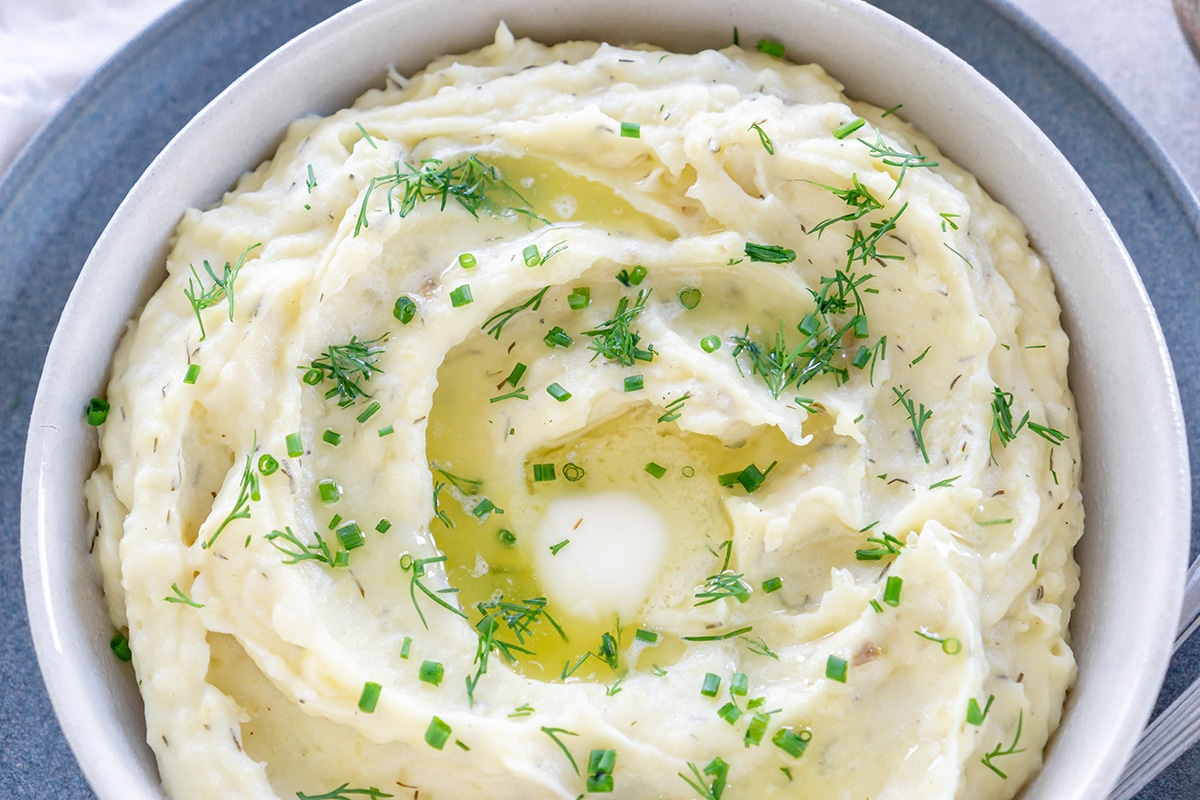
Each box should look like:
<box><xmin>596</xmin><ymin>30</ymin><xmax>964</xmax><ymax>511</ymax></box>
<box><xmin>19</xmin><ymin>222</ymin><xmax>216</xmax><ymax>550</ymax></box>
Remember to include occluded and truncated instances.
<box><xmin>87</xmin><ymin>24</ymin><xmax>1082</xmax><ymax>800</ymax></box>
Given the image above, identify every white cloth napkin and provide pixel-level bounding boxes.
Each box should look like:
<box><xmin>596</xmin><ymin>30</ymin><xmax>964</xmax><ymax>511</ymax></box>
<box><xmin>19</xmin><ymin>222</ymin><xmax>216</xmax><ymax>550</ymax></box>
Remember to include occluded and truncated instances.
<box><xmin>0</xmin><ymin>0</ymin><xmax>184</xmax><ymax>177</ymax></box>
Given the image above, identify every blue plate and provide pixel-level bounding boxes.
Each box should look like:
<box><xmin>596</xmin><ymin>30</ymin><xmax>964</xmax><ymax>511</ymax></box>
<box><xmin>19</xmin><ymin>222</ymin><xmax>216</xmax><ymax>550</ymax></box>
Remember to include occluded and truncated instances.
<box><xmin>1</xmin><ymin>0</ymin><xmax>1196</xmax><ymax>797</ymax></box>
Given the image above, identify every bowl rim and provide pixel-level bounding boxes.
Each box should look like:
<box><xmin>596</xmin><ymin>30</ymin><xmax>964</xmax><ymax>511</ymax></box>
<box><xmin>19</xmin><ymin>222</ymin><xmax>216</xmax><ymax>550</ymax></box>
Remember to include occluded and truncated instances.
<box><xmin>20</xmin><ymin>0</ymin><xmax>1191</xmax><ymax>797</ymax></box>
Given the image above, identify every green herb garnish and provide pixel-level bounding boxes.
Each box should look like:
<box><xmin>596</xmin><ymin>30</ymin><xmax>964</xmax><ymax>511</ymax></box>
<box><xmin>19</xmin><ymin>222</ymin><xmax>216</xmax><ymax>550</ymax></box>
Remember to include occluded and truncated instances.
<box><xmin>981</xmin><ymin>711</ymin><xmax>1026</xmax><ymax>779</ymax></box>
<box><xmin>584</xmin><ymin>290</ymin><xmax>655</xmax><ymax>365</ymax></box>
<box><xmin>892</xmin><ymin>385</ymin><xmax>932</xmax><ymax>463</ymax></box>
<box><xmin>303</xmin><ymin>333</ymin><xmax>387</xmax><ymax>407</ymax></box>
<box><xmin>164</xmin><ymin>583</ymin><xmax>204</xmax><ymax>608</ymax></box>
<box><xmin>297</xmin><ymin>783</ymin><xmax>393</xmax><ymax>800</ymax></box>
<box><xmin>184</xmin><ymin>242</ymin><xmax>261</xmax><ymax>341</ymax></box>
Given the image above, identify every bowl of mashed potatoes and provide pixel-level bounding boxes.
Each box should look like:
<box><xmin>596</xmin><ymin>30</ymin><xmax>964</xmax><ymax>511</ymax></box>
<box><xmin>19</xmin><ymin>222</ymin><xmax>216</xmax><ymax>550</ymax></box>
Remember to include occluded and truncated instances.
<box><xmin>21</xmin><ymin>0</ymin><xmax>1190</xmax><ymax>799</ymax></box>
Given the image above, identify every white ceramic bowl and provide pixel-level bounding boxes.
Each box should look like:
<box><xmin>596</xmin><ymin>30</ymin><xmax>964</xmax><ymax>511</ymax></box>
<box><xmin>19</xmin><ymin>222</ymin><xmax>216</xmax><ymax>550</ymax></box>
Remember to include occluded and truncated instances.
<box><xmin>21</xmin><ymin>0</ymin><xmax>1191</xmax><ymax>798</ymax></box>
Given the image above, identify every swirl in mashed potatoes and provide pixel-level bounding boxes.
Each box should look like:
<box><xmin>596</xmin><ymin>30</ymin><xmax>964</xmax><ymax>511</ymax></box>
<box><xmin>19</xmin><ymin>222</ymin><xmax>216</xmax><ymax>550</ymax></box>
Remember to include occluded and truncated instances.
<box><xmin>88</xmin><ymin>24</ymin><xmax>1082</xmax><ymax>800</ymax></box>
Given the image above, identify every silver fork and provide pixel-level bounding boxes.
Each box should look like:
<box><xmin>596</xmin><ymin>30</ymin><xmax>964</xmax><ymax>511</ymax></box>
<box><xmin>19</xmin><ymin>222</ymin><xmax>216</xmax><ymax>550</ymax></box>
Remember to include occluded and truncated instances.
<box><xmin>1109</xmin><ymin>558</ymin><xmax>1200</xmax><ymax>799</ymax></box>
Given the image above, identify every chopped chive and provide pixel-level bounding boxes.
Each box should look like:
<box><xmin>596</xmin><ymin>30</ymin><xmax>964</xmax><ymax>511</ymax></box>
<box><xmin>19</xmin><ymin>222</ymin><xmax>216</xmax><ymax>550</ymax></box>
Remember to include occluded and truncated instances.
<box><xmin>870</xmin><ymin>599</ymin><xmax>883</xmax><ymax>613</ymax></box>
<box><xmin>449</xmin><ymin>285</ymin><xmax>473</xmax><ymax>307</ymax></box>
<box><xmin>318</xmin><ymin>479</ymin><xmax>340</xmax><ymax>505</ymax></box>
<box><xmin>826</xmin><ymin>654</ymin><xmax>848</xmax><ymax>683</ymax></box>
<box><xmin>328</xmin><ymin>514</ymin><xmax>342</xmax><ymax>530</ymax></box>
<box><xmin>375</xmin><ymin>518</ymin><xmax>392</xmax><ymax>534</ymax></box>
<box><xmin>183</xmin><ymin>364</ymin><xmax>201</xmax><ymax>384</ymax></box>
<box><xmin>568</xmin><ymin>287</ymin><xmax>591</xmax><ymax>309</ymax></box>
<box><xmin>967</xmin><ymin>694</ymin><xmax>995</xmax><ymax>726</ymax></box>
<box><xmin>681</xmin><ymin>625</ymin><xmax>754</xmax><ymax>642</ymax></box>
<box><xmin>533</xmin><ymin>463</ymin><xmax>557</xmax><ymax>482</ymax></box>
<box><xmin>717</xmin><ymin>461</ymin><xmax>777</xmax><ymax>493</ymax></box>
<box><xmin>833</xmin><ymin>117</ymin><xmax>866</xmax><ymax>139</ymax></box>
<box><xmin>773</xmin><ymin>726</ymin><xmax>813</xmax><ymax>757</ymax></box>
<box><xmin>333</xmin><ymin>550</ymin><xmax>349</xmax><ymax>567</ymax></box>
<box><xmin>745</xmin><ymin>712</ymin><xmax>771</xmax><ymax>746</ymax></box>
<box><xmin>623</xmin><ymin>374</ymin><xmax>644</xmax><ymax>392</ymax></box>
<box><xmin>882</xmin><ymin>102</ymin><xmax>903</xmax><ymax>117</ymax></box>
<box><xmin>717</xmin><ymin>702</ymin><xmax>742</xmax><ymax>724</ymax></box>
<box><xmin>86</xmin><ymin>398</ymin><xmax>110</xmax><ymax>426</ymax></box>
<box><xmin>645</xmin><ymin>462</ymin><xmax>667</xmax><ymax>479</ymax></box>
<box><xmin>744</xmin><ymin>242</ymin><xmax>796</xmax><ymax>263</ymax></box>
<box><xmin>547</xmin><ymin>383</ymin><xmax>572</xmax><ymax>402</ymax></box>
<box><xmin>425</xmin><ymin>716</ymin><xmax>451</xmax><ymax>750</ymax></box>
<box><xmin>322</xmin><ymin>429</ymin><xmax>343</xmax><ymax>446</ymax></box>
<box><xmin>757</xmin><ymin>38</ymin><xmax>785</xmax><ymax>58</ymax></box>
<box><xmin>620</xmin><ymin>121</ymin><xmax>641</xmax><ymax>138</ymax></box>
<box><xmin>458</xmin><ymin>252</ymin><xmax>477</xmax><ymax>269</ymax></box>
<box><xmin>506</xmin><ymin>362</ymin><xmax>528</xmax><ymax>386</ymax></box>
<box><xmin>929</xmin><ymin>475</ymin><xmax>960</xmax><ymax>489</ymax></box>
<box><xmin>523</xmin><ymin>244</ymin><xmax>541</xmax><ymax>267</ymax></box>
<box><xmin>378</xmin><ymin>425</ymin><xmax>394</xmax><ymax>437</ymax></box>
<box><xmin>700</xmin><ymin>673</ymin><xmax>721</xmax><ymax>697</ymax></box>
<box><xmin>587</xmin><ymin>749</ymin><xmax>617</xmax><ymax>793</ymax></box>
<box><xmin>257</xmin><ymin>454</ymin><xmax>279</xmax><ymax>476</ymax></box>
<box><xmin>762</xmin><ymin>576</ymin><xmax>783</xmax><ymax>594</ymax></box>
<box><xmin>910</xmin><ymin>345</ymin><xmax>932</xmax><ymax>366</ymax></box>
<box><xmin>109</xmin><ymin>631</ymin><xmax>132</xmax><ymax>662</ymax></box>
<box><xmin>635</xmin><ymin>628</ymin><xmax>659</xmax><ymax>644</ymax></box>
<box><xmin>730</xmin><ymin>671</ymin><xmax>749</xmax><ymax>696</ymax></box>
<box><xmin>700</xmin><ymin>335</ymin><xmax>721</xmax><ymax>353</ymax></box>
<box><xmin>498</xmin><ymin>529</ymin><xmax>517</xmax><ymax>547</ymax></box>
<box><xmin>681</xmin><ymin>466</ymin><xmax>695</xmax><ymax>477</ymax></box>
<box><xmin>305</xmin><ymin>163</ymin><xmax>317</xmax><ymax>193</ymax></box>
<box><xmin>1032</xmin><ymin>553</ymin><xmax>1040</xmax><ymax>569</ymax></box>
<box><xmin>472</xmin><ymin>498</ymin><xmax>501</xmax><ymax>519</ymax></box>
<box><xmin>456</xmin><ymin>740</ymin><xmax>470</xmax><ymax>751</ymax></box>
<box><xmin>549</xmin><ymin>539</ymin><xmax>570</xmax><ymax>555</ymax></box>
<box><xmin>419</xmin><ymin>660</ymin><xmax>444</xmax><ymax>686</ymax></box>
<box><xmin>356</xmin><ymin>401</ymin><xmax>381</xmax><ymax>424</ymax></box>
<box><xmin>358</xmin><ymin>681</ymin><xmax>381</xmax><ymax>712</ymax></box>
<box><xmin>615</xmin><ymin>265</ymin><xmax>648</xmax><ymax>286</ymax></box>
<box><xmin>563</xmin><ymin>462</ymin><xmax>585</xmax><ymax>482</ymax></box>
<box><xmin>393</xmin><ymin>295</ymin><xmax>417</xmax><ymax>323</ymax></box>
<box><xmin>883</xmin><ymin>575</ymin><xmax>903</xmax><ymax>606</ymax></box>
<box><xmin>337</xmin><ymin>522</ymin><xmax>364</xmax><ymax>551</ymax></box>
<box><xmin>400</xmin><ymin>636</ymin><xmax>412</xmax><ymax>659</ymax></box>
<box><xmin>543</xmin><ymin>326</ymin><xmax>573</xmax><ymax>348</ymax></box>
<box><xmin>678</xmin><ymin>287</ymin><xmax>702</xmax><ymax>309</ymax></box>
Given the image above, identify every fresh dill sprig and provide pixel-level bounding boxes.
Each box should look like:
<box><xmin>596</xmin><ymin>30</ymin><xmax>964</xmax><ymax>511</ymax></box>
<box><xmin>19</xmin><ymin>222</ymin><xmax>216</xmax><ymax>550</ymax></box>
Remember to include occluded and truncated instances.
<box><xmin>744</xmin><ymin>242</ymin><xmax>796</xmax><ymax>263</ymax></box>
<box><xmin>657</xmin><ymin>394</ymin><xmax>690</xmax><ymax>424</ymax></box>
<box><xmin>432</xmin><ymin>482</ymin><xmax>454</xmax><ymax>528</ymax></box>
<box><xmin>266</xmin><ymin>526</ymin><xmax>345</xmax><ymax>568</ymax></box>
<box><xmin>467</xmin><ymin>596</ymin><xmax>565</xmax><ymax>706</ymax></box>
<box><xmin>431</xmin><ymin>464</ymin><xmax>483</xmax><ymax>495</ymax></box>
<box><xmin>303</xmin><ymin>333</ymin><xmax>387</xmax><ymax>407</ymax></box>
<box><xmin>540</xmin><ymin>727</ymin><xmax>581</xmax><ymax>775</ymax></box>
<box><xmin>164</xmin><ymin>583</ymin><xmax>204</xmax><ymax>608</ymax></box>
<box><xmin>679</xmin><ymin>757</ymin><xmax>730</xmax><ymax>800</ymax></box>
<box><xmin>583</xmin><ymin>289</ymin><xmax>655</xmax><ymax>366</ymax></box>
<box><xmin>990</xmin><ymin>387</ymin><xmax>1029</xmax><ymax>449</ymax></box>
<box><xmin>482</xmin><ymin>286</ymin><xmax>550</xmax><ymax>339</ymax></box>
<box><xmin>845</xmin><ymin>202</ymin><xmax>908</xmax><ymax>267</ymax></box>
<box><xmin>855</xmin><ymin>530</ymin><xmax>905</xmax><ymax>561</ymax></box>
<box><xmin>748</xmin><ymin>122</ymin><xmax>775</xmax><ymax>154</ymax></box>
<box><xmin>892</xmin><ymin>385</ymin><xmax>932</xmax><ymax>463</ymax></box>
<box><xmin>297</xmin><ymin>784</ymin><xmax>394</xmax><ymax>800</ymax></box>
<box><xmin>742</xmin><ymin>634</ymin><xmax>779</xmax><ymax>659</ymax></box>
<box><xmin>354</xmin><ymin>155</ymin><xmax>530</xmax><ymax>235</ymax></box>
<box><xmin>184</xmin><ymin>242</ymin><xmax>261</xmax><ymax>341</ymax></box>
<box><xmin>857</xmin><ymin>131</ymin><xmax>939</xmax><ymax>194</ymax></box>
<box><xmin>400</xmin><ymin>553</ymin><xmax>467</xmax><ymax>630</ymax></box>
<box><xmin>695</xmin><ymin>540</ymin><xmax>752</xmax><ymax>606</ymax></box>
<box><xmin>202</xmin><ymin>445</ymin><xmax>259</xmax><ymax>549</ymax></box>
<box><xmin>807</xmin><ymin>174</ymin><xmax>883</xmax><ymax>238</ymax></box>
<box><xmin>981</xmin><ymin>711</ymin><xmax>1027</xmax><ymax>779</ymax></box>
